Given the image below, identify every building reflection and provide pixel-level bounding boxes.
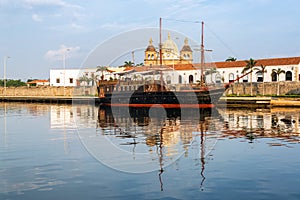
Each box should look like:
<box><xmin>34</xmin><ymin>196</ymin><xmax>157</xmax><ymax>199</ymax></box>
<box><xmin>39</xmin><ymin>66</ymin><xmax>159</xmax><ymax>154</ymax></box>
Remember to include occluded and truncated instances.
<box><xmin>50</xmin><ymin>105</ymin><xmax>98</xmax><ymax>129</ymax></box>
<box><xmin>219</xmin><ymin>108</ymin><xmax>300</xmax><ymax>144</ymax></box>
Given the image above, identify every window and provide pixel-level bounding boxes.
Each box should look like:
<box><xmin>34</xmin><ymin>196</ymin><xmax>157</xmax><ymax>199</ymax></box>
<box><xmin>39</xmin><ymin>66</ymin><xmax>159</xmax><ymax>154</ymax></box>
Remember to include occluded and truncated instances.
<box><xmin>256</xmin><ymin>71</ymin><xmax>263</xmax><ymax>82</ymax></box>
<box><xmin>215</xmin><ymin>73</ymin><xmax>221</xmax><ymax>83</ymax></box>
<box><xmin>271</xmin><ymin>72</ymin><xmax>277</xmax><ymax>82</ymax></box>
<box><xmin>286</xmin><ymin>71</ymin><xmax>292</xmax><ymax>81</ymax></box>
<box><xmin>56</xmin><ymin>78</ymin><xmax>60</xmax><ymax>83</ymax></box>
<box><xmin>189</xmin><ymin>75</ymin><xmax>194</xmax><ymax>83</ymax></box>
<box><xmin>179</xmin><ymin>75</ymin><xmax>182</xmax><ymax>84</ymax></box>
<box><xmin>69</xmin><ymin>78</ymin><xmax>73</xmax><ymax>84</ymax></box>
<box><xmin>229</xmin><ymin>73</ymin><xmax>234</xmax><ymax>83</ymax></box>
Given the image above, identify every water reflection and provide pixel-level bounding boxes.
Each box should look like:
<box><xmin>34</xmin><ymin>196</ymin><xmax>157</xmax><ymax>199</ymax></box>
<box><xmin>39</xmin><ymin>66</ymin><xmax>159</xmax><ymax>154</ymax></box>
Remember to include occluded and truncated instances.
<box><xmin>2</xmin><ymin>102</ymin><xmax>300</xmax><ymax>197</ymax></box>
<box><xmin>219</xmin><ymin>108</ymin><xmax>300</xmax><ymax>145</ymax></box>
<box><xmin>96</xmin><ymin>105</ymin><xmax>220</xmax><ymax>190</ymax></box>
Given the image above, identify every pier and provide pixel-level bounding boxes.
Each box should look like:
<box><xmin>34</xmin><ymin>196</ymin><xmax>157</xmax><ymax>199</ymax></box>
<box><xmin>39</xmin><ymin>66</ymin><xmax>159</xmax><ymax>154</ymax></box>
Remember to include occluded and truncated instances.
<box><xmin>0</xmin><ymin>96</ymin><xmax>99</xmax><ymax>104</ymax></box>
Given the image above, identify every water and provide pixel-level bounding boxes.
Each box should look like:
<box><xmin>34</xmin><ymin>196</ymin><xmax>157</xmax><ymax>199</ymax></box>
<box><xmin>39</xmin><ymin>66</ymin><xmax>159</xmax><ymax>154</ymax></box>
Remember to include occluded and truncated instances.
<box><xmin>1</xmin><ymin>102</ymin><xmax>300</xmax><ymax>200</ymax></box>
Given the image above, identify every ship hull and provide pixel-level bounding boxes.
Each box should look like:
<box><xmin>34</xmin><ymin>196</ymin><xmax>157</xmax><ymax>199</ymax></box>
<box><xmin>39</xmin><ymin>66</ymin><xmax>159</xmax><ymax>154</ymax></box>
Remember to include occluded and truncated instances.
<box><xmin>97</xmin><ymin>87</ymin><xmax>224</xmax><ymax>108</ymax></box>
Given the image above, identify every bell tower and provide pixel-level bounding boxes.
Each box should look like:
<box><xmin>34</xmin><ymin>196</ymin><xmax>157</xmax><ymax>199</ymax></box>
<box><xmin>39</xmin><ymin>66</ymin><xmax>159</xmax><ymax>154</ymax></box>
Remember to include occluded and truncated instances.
<box><xmin>180</xmin><ymin>38</ymin><xmax>193</xmax><ymax>64</ymax></box>
<box><xmin>144</xmin><ymin>38</ymin><xmax>157</xmax><ymax>66</ymax></box>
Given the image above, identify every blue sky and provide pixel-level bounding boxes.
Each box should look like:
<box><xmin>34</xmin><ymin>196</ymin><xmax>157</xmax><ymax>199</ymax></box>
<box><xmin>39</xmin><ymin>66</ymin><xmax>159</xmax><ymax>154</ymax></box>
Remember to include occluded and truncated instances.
<box><xmin>0</xmin><ymin>0</ymin><xmax>299</xmax><ymax>80</ymax></box>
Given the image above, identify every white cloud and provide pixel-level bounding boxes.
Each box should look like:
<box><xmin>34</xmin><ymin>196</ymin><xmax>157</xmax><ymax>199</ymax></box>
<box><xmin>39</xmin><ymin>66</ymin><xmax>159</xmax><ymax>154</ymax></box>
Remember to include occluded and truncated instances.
<box><xmin>23</xmin><ymin>0</ymin><xmax>81</xmax><ymax>9</ymax></box>
<box><xmin>44</xmin><ymin>45</ymin><xmax>80</xmax><ymax>61</ymax></box>
<box><xmin>32</xmin><ymin>13</ymin><xmax>42</xmax><ymax>22</ymax></box>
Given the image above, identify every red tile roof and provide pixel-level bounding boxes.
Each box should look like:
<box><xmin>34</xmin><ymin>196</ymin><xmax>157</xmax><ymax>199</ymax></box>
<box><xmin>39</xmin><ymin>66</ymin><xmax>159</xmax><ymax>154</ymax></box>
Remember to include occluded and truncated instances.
<box><xmin>119</xmin><ymin>56</ymin><xmax>300</xmax><ymax>72</ymax></box>
<box><xmin>27</xmin><ymin>79</ymin><xmax>49</xmax><ymax>84</ymax></box>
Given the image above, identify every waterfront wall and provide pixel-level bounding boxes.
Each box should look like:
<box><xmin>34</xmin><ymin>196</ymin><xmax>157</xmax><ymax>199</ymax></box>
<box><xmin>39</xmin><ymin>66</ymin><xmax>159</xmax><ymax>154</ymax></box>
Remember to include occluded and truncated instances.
<box><xmin>0</xmin><ymin>86</ymin><xmax>97</xmax><ymax>97</ymax></box>
<box><xmin>0</xmin><ymin>82</ymin><xmax>299</xmax><ymax>97</ymax></box>
<box><xmin>226</xmin><ymin>81</ymin><xmax>300</xmax><ymax>96</ymax></box>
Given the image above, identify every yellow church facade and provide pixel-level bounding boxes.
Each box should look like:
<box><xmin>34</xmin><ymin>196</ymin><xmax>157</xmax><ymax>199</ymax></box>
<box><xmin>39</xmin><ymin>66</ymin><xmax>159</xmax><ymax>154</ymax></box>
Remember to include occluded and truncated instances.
<box><xmin>144</xmin><ymin>33</ymin><xmax>193</xmax><ymax>66</ymax></box>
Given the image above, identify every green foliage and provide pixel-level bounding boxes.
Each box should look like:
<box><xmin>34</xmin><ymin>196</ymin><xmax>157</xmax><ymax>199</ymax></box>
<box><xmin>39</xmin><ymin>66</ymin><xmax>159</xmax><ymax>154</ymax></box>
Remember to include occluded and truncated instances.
<box><xmin>0</xmin><ymin>79</ymin><xmax>26</xmax><ymax>87</ymax></box>
<box><xmin>225</xmin><ymin>56</ymin><xmax>237</xmax><ymax>62</ymax></box>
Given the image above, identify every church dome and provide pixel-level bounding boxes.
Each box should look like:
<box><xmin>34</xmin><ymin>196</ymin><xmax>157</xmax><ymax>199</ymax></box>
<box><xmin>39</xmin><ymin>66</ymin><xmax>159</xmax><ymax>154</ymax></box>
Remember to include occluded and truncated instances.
<box><xmin>162</xmin><ymin>33</ymin><xmax>179</xmax><ymax>55</ymax></box>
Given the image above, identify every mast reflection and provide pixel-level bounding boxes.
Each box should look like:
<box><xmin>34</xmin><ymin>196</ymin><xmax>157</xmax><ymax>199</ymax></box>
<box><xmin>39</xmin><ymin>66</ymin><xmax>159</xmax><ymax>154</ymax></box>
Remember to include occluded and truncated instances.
<box><xmin>97</xmin><ymin>105</ymin><xmax>219</xmax><ymax>191</ymax></box>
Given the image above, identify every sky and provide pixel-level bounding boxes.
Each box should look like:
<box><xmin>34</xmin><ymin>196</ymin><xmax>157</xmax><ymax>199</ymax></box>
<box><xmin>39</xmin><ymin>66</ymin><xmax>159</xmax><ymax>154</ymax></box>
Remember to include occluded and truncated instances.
<box><xmin>0</xmin><ymin>0</ymin><xmax>299</xmax><ymax>81</ymax></box>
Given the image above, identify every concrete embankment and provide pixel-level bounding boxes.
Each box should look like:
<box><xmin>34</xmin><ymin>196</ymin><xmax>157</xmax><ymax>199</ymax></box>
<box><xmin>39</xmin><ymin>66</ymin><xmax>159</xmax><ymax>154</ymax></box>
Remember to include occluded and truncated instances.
<box><xmin>218</xmin><ymin>97</ymin><xmax>300</xmax><ymax>108</ymax></box>
<box><xmin>217</xmin><ymin>97</ymin><xmax>271</xmax><ymax>108</ymax></box>
<box><xmin>0</xmin><ymin>96</ymin><xmax>99</xmax><ymax>104</ymax></box>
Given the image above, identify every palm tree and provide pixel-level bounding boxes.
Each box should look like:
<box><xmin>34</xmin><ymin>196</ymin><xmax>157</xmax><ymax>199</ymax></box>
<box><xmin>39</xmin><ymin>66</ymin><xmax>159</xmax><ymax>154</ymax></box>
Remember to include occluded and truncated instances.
<box><xmin>96</xmin><ymin>66</ymin><xmax>108</xmax><ymax>80</ymax></box>
<box><xmin>79</xmin><ymin>74</ymin><xmax>91</xmax><ymax>86</ymax></box>
<box><xmin>242</xmin><ymin>58</ymin><xmax>257</xmax><ymax>96</ymax></box>
<box><xmin>225</xmin><ymin>56</ymin><xmax>237</xmax><ymax>62</ymax></box>
<box><xmin>254</xmin><ymin>65</ymin><xmax>267</xmax><ymax>95</ymax></box>
<box><xmin>90</xmin><ymin>72</ymin><xmax>99</xmax><ymax>86</ymax></box>
<box><xmin>272</xmin><ymin>68</ymin><xmax>285</xmax><ymax>95</ymax></box>
<box><xmin>124</xmin><ymin>61</ymin><xmax>135</xmax><ymax>67</ymax></box>
<box><xmin>205</xmin><ymin>67</ymin><xmax>217</xmax><ymax>83</ymax></box>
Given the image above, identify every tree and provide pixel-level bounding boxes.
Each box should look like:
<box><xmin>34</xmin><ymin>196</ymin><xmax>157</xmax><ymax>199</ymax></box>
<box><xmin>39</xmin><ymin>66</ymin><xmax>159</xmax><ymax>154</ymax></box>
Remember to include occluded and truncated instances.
<box><xmin>225</xmin><ymin>57</ymin><xmax>237</xmax><ymax>62</ymax></box>
<box><xmin>205</xmin><ymin>67</ymin><xmax>217</xmax><ymax>83</ymax></box>
<box><xmin>90</xmin><ymin>72</ymin><xmax>99</xmax><ymax>86</ymax></box>
<box><xmin>254</xmin><ymin>65</ymin><xmax>267</xmax><ymax>95</ymax></box>
<box><xmin>78</xmin><ymin>75</ymin><xmax>91</xmax><ymax>86</ymax></box>
<box><xmin>242</xmin><ymin>58</ymin><xmax>257</xmax><ymax>96</ymax></box>
<box><xmin>136</xmin><ymin>62</ymin><xmax>144</xmax><ymax>66</ymax></box>
<box><xmin>0</xmin><ymin>79</ymin><xmax>26</xmax><ymax>87</ymax></box>
<box><xmin>272</xmin><ymin>68</ymin><xmax>285</xmax><ymax>95</ymax></box>
<box><xmin>123</xmin><ymin>61</ymin><xmax>135</xmax><ymax>67</ymax></box>
<box><xmin>96</xmin><ymin>66</ymin><xmax>108</xmax><ymax>80</ymax></box>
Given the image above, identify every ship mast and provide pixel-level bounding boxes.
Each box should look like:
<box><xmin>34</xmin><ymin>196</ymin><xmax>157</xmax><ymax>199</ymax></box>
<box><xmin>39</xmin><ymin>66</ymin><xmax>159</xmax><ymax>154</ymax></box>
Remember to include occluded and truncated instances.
<box><xmin>159</xmin><ymin>17</ymin><xmax>163</xmax><ymax>66</ymax></box>
<box><xmin>200</xmin><ymin>21</ymin><xmax>205</xmax><ymax>86</ymax></box>
<box><xmin>159</xmin><ymin>17</ymin><xmax>163</xmax><ymax>90</ymax></box>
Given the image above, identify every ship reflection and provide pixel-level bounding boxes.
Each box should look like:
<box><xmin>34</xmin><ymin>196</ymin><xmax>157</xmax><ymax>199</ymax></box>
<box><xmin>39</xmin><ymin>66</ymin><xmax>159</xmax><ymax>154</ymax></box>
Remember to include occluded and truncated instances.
<box><xmin>97</xmin><ymin>105</ymin><xmax>221</xmax><ymax>191</ymax></box>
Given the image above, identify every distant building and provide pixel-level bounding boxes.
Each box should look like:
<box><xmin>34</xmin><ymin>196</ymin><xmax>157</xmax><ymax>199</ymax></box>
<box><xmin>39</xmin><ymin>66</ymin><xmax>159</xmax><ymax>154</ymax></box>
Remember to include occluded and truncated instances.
<box><xmin>49</xmin><ymin>67</ymin><xmax>123</xmax><ymax>87</ymax></box>
<box><xmin>27</xmin><ymin>79</ymin><xmax>50</xmax><ymax>87</ymax></box>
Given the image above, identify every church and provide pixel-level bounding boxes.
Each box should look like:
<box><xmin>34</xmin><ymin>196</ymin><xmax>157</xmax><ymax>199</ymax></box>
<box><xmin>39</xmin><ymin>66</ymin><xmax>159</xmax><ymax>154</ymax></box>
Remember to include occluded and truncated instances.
<box><xmin>144</xmin><ymin>33</ymin><xmax>193</xmax><ymax>66</ymax></box>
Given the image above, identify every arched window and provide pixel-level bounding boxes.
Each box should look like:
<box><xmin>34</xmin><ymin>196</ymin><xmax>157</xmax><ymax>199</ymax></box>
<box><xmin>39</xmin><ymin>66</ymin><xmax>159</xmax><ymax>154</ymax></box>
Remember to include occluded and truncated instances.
<box><xmin>256</xmin><ymin>71</ymin><xmax>263</xmax><ymax>82</ymax></box>
<box><xmin>179</xmin><ymin>75</ymin><xmax>182</xmax><ymax>84</ymax></box>
<box><xmin>286</xmin><ymin>71</ymin><xmax>292</xmax><ymax>81</ymax></box>
<box><xmin>189</xmin><ymin>75</ymin><xmax>194</xmax><ymax>83</ymax></box>
<box><xmin>271</xmin><ymin>72</ymin><xmax>277</xmax><ymax>82</ymax></box>
<box><xmin>215</xmin><ymin>73</ymin><xmax>221</xmax><ymax>83</ymax></box>
<box><xmin>151</xmin><ymin>54</ymin><xmax>154</xmax><ymax>59</ymax></box>
<box><xmin>147</xmin><ymin>54</ymin><xmax>150</xmax><ymax>59</ymax></box>
<box><xmin>229</xmin><ymin>73</ymin><xmax>234</xmax><ymax>83</ymax></box>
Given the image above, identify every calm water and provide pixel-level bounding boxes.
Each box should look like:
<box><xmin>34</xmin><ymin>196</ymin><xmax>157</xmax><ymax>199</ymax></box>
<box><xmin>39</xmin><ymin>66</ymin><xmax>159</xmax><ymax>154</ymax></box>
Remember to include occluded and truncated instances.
<box><xmin>1</xmin><ymin>102</ymin><xmax>300</xmax><ymax>200</ymax></box>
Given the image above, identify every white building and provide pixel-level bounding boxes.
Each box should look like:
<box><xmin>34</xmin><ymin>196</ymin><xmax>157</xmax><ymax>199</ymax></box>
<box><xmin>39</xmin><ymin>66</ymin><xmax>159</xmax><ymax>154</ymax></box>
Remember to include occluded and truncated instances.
<box><xmin>49</xmin><ymin>56</ymin><xmax>300</xmax><ymax>88</ymax></box>
<box><xmin>49</xmin><ymin>68</ymin><xmax>120</xmax><ymax>87</ymax></box>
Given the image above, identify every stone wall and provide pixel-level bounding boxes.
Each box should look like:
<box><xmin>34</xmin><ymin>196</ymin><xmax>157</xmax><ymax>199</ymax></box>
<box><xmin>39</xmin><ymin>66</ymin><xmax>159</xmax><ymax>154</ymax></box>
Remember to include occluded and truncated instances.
<box><xmin>1</xmin><ymin>82</ymin><xmax>299</xmax><ymax>97</ymax></box>
<box><xmin>225</xmin><ymin>81</ymin><xmax>300</xmax><ymax>96</ymax></box>
<box><xmin>0</xmin><ymin>86</ymin><xmax>97</xmax><ymax>97</ymax></box>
